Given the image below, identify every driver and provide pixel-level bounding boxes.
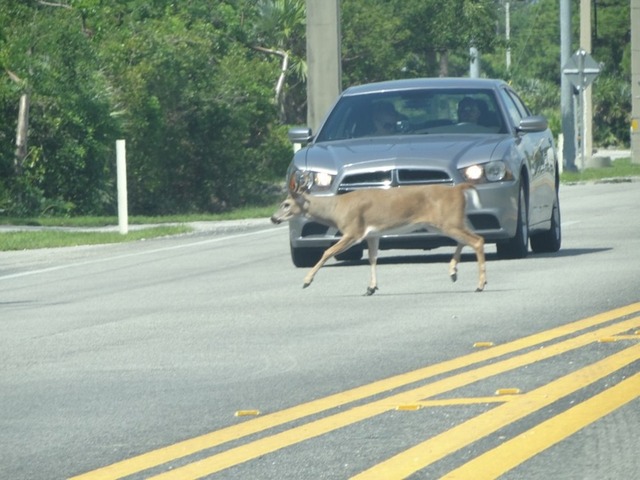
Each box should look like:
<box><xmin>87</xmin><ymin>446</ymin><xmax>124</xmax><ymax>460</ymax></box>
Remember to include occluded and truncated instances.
<box><xmin>372</xmin><ymin>102</ymin><xmax>400</xmax><ymax>135</ymax></box>
<box><xmin>457</xmin><ymin>97</ymin><xmax>481</xmax><ymax>124</ymax></box>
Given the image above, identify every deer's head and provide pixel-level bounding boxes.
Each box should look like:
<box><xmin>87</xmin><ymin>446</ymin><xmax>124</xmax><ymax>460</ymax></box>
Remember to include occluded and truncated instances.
<box><xmin>270</xmin><ymin>171</ymin><xmax>312</xmax><ymax>224</ymax></box>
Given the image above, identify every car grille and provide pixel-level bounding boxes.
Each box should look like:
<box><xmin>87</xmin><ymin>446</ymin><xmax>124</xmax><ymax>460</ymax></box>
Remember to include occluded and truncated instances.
<box><xmin>338</xmin><ymin>168</ymin><xmax>452</xmax><ymax>193</ymax></box>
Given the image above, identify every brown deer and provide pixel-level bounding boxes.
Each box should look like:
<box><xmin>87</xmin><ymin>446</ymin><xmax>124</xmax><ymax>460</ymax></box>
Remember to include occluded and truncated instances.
<box><xmin>271</xmin><ymin>174</ymin><xmax>486</xmax><ymax>295</ymax></box>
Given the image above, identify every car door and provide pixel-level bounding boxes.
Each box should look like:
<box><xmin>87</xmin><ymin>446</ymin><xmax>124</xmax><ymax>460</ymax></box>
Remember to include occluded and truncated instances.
<box><xmin>500</xmin><ymin>88</ymin><xmax>555</xmax><ymax>227</ymax></box>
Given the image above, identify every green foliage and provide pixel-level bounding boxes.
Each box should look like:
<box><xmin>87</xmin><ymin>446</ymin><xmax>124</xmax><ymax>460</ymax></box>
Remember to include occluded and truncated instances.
<box><xmin>0</xmin><ymin>0</ymin><xmax>633</xmax><ymax>218</ymax></box>
<box><xmin>483</xmin><ymin>0</ymin><xmax>631</xmax><ymax>148</ymax></box>
<box><xmin>1</xmin><ymin>0</ymin><xmax>290</xmax><ymax>216</ymax></box>
<box><xmin>1</xmin><ymin>2</ymin><xmax>119</xmax><ymax>215</ymax></box>
<box><xmin>341</xmin><ymin>0</ymin><xmax>408</xmax><ymax>84</ymax></box>
<box><xmin>591</xmin><ymin>75</ymin><xmax>631</xmax><ymax>147</ymax></box>
<box><xmin>391</xmin><ymin>0</ymin><xmax>498</xmax><ymax>77</ymax></box>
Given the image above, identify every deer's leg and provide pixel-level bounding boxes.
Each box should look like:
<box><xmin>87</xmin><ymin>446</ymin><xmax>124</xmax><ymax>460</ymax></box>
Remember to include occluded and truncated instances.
<box><xmin>470</xmin><ymin>234</ymin><xmax>487</xmax><ymax>292</ymax></box>
<box><xmin>443</xmin><ymin>227</ymin><xmax>487</xmax><ymax>292</ymax></box>
<box><xmin>303</xmin><ymin>236</ymin><xmax>356</xmax><ymax>289</ymax></box>
<box><xmin>449</xmin><ymin>244</ymin><xmax>464</xmax><ymax>283</ymax></box>
<box><xmin>365</xmin><ymin>237</ymin><xmax>380</xmax><ymax>296</ymax></box>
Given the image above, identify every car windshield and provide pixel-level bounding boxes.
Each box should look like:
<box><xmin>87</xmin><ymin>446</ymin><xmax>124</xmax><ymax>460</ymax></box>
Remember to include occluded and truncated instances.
<box><xmin>315</xmin><ymin>88</ymin><xmax>507</xmax><ymax>142</ymax></box>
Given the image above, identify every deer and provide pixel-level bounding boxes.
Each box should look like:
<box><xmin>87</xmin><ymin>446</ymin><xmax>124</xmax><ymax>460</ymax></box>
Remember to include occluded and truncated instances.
<box><xmin>270</xmin><ymin>172</ymin><xmax>487</xmax><ymax>295</ymax></box>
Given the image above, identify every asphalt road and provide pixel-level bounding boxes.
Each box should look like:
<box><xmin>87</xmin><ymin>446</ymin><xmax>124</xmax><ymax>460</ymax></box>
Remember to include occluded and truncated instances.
<box><xmin>1</xmin><ymin>181</ymin><xmax>639</xmax><ymax>480</ymax></box>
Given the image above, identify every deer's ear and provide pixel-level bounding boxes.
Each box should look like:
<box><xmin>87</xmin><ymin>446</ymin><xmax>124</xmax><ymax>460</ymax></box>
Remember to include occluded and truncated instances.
<box><xmin>288</xmin><ymin>171</ymin><xmax>298</xmax><ymax>192</ymax></box>
<box><xmin>290</xmin><ymin>171</ymin><xmax>312</xmax><ymax>197</ymax></box>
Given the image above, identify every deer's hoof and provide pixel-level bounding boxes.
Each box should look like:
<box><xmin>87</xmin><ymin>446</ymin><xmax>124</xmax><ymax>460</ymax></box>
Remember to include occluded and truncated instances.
<box><xmin>364</xmin><ymin>286</ymin><xmax>378</xmax><ymax>296</ymax></box>
<box><xmin>303</xmin><ymin>282</ymin><xmax>310</xmax><ymax>289</ymax></box>
<box><xmin>450</xmin><ymin>273</ymin><xmax>458</xmax><ymax>283</ymax></box>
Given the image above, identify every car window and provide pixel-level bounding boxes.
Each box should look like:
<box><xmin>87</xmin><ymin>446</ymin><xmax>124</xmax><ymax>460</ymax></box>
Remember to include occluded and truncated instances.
<box><xmin>315</xmin><ymin>88</ymin><xmax>507</xmax><ymax>142</ymax></box>
<box><xmin>498</xmin><ymin>88</ymin><xmax>532</xmax><ymax>127</ymax></box>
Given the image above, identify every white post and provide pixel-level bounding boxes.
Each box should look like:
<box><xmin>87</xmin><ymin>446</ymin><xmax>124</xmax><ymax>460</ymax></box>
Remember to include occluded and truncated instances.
<box><xmin>116</xmin><ymin>139</ymin><xmax>128</xmax><ymax>235</ymax></box>
<box><xmin>505</xmin><ymin>2</ymin><xmax>511</xmax><ymax>72</ymax></box>
<box><xmin>580</xmin><ymin>0</ymin><xmax>593</xmax><ymax>168</ymax></box>
<box><xmin>469</xmin><ymin>46</ymin><xmax>480</xmax><ymax>78</ymax></box>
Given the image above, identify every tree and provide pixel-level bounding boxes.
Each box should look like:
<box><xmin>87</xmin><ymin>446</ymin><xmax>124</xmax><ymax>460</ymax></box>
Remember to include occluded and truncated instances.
<box><xmin>341</xmin><ymin>0</ymin><xmax>408</xmax><ymax>84</ymax></box>
<box><xmin>393</xmin><ymin>0</ymin><xmax>498</xmax><ymax>77</ymax></box>
<box><xmin>1</xmin><ymin>0</ymin><xmax>119</xmax><ymax>215</ymax></box>
<box><xmin>485</xmin><ymin>0</ymin><xmax>632</xmax><ymax>146</ymax></box>
<box><xmin>248</xmin><ymin>0</ymin><xmax>307</xmax><ymax>123</ymax></box>
<box><xmin>92</xmin><ymin>1</ymin><xmax>289</xmax><ymax>213</ymax></box>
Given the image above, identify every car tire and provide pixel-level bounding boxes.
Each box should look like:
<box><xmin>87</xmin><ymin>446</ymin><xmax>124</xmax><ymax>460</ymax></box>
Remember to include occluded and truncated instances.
<box><xmin>530</xmin><ymin>192</ymin><xmax>561</xmax><ymax>253</ymax></box>
<box><xmin>290</xmin><ymin>244</ymin><xmax>324</xmax><ymax>268</ymax></box>
<box><xmin>497</xmin><ymin>183</ymin><xmax>529</xmax><ymax>259</ymax></box>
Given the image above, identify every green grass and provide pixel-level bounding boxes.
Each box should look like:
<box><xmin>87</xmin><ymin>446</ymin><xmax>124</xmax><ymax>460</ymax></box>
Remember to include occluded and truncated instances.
<box><xmin>0</xmin><ymin>225</ymin><xmax>192</xmax><ymax>251</ymax></box>
<box><xmin>560</xmin><ymin>157</ymin><xmax>640</xmax><ymax>183</ymax></box>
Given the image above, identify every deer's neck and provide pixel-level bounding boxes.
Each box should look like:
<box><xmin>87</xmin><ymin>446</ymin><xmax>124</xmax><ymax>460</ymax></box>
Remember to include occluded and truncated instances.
<box><xmin>302</xmin><ymin>194</ymin><xmax>339</xmax><ymax>229</ymax></box>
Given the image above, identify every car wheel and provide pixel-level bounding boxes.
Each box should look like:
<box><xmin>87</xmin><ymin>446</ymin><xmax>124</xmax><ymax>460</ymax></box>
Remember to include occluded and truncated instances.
<box><xmin>290</xmin><ymin>244</ymin><xmax>324</xmax><ymax>268</ymax></box>
<box><xmin>530</xmin><ymin>192</ymin><xmax>561</xmax><ymax>253</ymax></box>
<box><xmin>497</xmin><ymin>183</ymin><xmax>529</xmax><ymax>259</ymax></box>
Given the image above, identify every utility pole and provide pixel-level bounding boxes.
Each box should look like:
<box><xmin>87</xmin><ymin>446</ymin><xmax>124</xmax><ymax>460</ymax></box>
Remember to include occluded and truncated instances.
<box><xmin>305</xmin><ymin>0</ymin><xmax>341</xmax><ymax>133</ymax></box>
<box><xmin>632</xmin><ymin>0</ymin><xmax>640</xmax><ymax>164</ymax></box>
<box><xmin>560</xmin><ymin>0</ymin><xmax>576</xmax><ymax>171</ymax></box>
<box><xmin>580</xmin><ymin>0</ymin><xmax>594</xmax><ymax>167</ymax></box>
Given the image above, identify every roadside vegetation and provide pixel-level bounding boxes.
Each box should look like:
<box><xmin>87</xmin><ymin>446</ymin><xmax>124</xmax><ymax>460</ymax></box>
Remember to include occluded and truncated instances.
<box><xmin>560</xmin><ymin>158</ymin><xmax>640</xmax><ymax>183</ymax></box>
<box><xmin>1</xmin><ymin>0</ymin><xmax>631</xmax><ymax>219</ymax></box>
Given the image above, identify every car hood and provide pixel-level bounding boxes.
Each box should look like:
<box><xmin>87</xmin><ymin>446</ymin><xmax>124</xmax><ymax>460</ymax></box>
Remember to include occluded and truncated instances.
<box><xmin>297</xmin><ymin>134</ymin><xmax>508</xmax><ymax>173</ymax></box>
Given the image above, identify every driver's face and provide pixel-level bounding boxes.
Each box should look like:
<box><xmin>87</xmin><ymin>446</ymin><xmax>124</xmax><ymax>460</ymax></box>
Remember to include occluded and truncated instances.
<box><xmin>373</xmin><ymin>114</ymin><xmax>396</xmax><ymax>134</ymax></box>
<box><xmin>459</xmin><ymin>101</ymin><xmax>480</xmax><ymax>123</ymax></box>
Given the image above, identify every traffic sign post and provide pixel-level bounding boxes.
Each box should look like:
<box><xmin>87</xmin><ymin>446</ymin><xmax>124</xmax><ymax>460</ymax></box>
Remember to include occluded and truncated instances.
<box><xmin>563</xmin><ymin>49</ymin><xmax>601</xmax><ymax>170</ymax></box>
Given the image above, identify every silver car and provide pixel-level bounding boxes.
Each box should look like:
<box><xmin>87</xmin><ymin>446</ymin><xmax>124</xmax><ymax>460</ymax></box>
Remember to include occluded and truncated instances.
<box><xmin>285</xmin><ymin>77</ymin><xmax>561</xmax><ymax>267</ymax></box>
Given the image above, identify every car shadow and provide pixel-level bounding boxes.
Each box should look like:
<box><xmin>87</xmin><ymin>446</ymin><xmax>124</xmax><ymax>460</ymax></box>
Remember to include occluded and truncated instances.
<box><xmin>325</xmin><ymin>247</ymin><xmax>611</xmax><ymax>268</ymax></box>
<box><xmin>326</xmin><ymin>252</ymin><xmax>491</xmax><ymax>268</ymax></box>
<box><xmin>531</xmin><ymin>247</ymin><xmax>611</xmax><ymax>258</ymax></box>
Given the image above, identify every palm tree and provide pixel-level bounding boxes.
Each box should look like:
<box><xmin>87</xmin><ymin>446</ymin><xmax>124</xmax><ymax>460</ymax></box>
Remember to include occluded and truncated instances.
<box><xmin>250</xmin><ymin>0</ymin><xmax>307</xmax><ymax>122</ymax></box>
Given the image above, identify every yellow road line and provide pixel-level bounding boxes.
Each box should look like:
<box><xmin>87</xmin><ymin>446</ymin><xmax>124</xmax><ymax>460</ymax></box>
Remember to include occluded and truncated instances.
<box><xmin>613</xmin><ymin>334</ymin><xmax>640</xmax><ymax>341</ymax></box>
<box><xmin>408</xmin><ymin>396</ymin><xmax>519</xmax><ymax>407</ymax></box>
<box><xmin>70</xmin><ymin>303</ymin><xmax>640</xmax><ymax>480</ymax></box>
<box><xmin>143</xmin><ymin>317</ymin><xmax>640</xmax><ymax>480</ymax></box>
<box><xmin>352</xmin><ymin>343</ymin><xmax>640</xmax><ymax>480</ymax></box>
<box><xmin>441</xmin><ymin>371</ymin><xmax>640</xmax><ymax>479</ymax></box>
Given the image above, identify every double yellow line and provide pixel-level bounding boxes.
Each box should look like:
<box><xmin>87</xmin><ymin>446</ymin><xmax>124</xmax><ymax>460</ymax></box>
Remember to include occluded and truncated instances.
<box><xmin>71</xmin><ymin>303</ymin><xmax>640</xmax><ymax>480</ymax></box>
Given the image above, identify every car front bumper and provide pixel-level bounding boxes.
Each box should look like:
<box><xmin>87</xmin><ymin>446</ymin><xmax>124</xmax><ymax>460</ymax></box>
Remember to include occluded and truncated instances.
<box><xmin>288</xmin><ymin>181</ymin><xmax>520</xmax><ymax>251</ymax></box>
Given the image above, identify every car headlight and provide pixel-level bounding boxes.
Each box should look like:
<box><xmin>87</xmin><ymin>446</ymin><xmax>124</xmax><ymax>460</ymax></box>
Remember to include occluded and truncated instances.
<box><xmin>462</xmin><ymin>161</ymin><xmax>511</xmax><ymax>183</ymax></box>
<box><xmin>313</xmin><ymin>171</ymin><xmax>334</xmax><ymax>189</ymax></box>
<box><xmin>288</xmin><ymin>169</ymin><xmax>335</xmax><ymax>192</ymax></box>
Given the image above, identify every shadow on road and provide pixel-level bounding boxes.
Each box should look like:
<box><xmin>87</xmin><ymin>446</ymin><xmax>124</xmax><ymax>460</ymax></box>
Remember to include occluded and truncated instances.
<box><xmin>324</xmin><ymin>247</ymin><xmax>611</xmax><ymax>268</ymax></box>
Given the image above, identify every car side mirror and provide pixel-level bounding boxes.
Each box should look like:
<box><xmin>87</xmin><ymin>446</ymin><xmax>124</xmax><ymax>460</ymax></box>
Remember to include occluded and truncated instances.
<box><xmin>517</xmin><ymin>115</ymin><xmax>548</xmax><ymax>133</ymax></box>
<box><xmin>288</xmin><ymin>127</ymin><xmax>313</xmax><ymax>144</ymax></box>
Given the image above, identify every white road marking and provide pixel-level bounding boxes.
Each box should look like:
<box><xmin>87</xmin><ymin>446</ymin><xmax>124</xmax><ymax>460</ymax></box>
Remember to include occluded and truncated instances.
<box><xmin>0</xmin><ymin>227</ymin><xmax>280</xmax><ymax>281</ymax></box>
